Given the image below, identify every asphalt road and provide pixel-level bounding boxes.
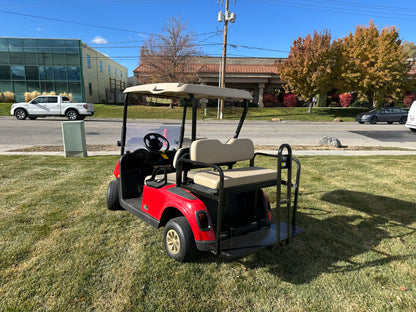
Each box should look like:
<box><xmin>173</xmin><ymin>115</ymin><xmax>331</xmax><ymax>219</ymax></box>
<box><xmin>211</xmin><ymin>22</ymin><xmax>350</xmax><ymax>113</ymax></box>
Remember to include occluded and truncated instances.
<box><xmin>1</xmin><ymin>116</ymin><xmax>416</xmax><ymax>150</ymax></box>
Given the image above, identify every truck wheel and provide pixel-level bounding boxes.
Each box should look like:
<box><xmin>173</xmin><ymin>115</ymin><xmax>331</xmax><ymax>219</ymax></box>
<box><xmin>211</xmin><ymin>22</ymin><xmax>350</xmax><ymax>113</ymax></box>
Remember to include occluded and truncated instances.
<box><xmin>106</xmin><ymin>179</ymin><xmax>123</xmax><ymax>211</ymax></box>
<box><xmin>163</xmin><ymin>217</ymin><xmax>196</xmax><ymax>262</ymax></box>
<box><xmin>77</xmin><ymin>115</ymin><xmax>85</xmax><ymax>120</ymax></box>
<box><xmin>66</xmin><ymin>109</ymin><xmax>79</xmax><ymax>121</ymax></box>
<box><xmin>14</xmin><ymin>108</ymin><xmax>27</xmax><ymax>120</ymax></box>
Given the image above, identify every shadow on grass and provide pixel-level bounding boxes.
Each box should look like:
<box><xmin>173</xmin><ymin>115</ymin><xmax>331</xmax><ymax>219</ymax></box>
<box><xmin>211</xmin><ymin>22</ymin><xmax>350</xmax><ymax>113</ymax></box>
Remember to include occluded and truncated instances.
<box><xmin>239</xmin><ymin>190</ymin><xmax>416</xmax><ymax>284</ymax></box>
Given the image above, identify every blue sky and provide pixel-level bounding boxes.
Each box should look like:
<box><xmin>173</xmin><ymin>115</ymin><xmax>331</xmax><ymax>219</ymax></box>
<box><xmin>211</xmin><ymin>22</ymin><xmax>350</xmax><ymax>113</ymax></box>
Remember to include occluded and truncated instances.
<box><xmin>1</xmin><ymin>0</ymin><xmax>415</xmax><ymax>76</ymax></box>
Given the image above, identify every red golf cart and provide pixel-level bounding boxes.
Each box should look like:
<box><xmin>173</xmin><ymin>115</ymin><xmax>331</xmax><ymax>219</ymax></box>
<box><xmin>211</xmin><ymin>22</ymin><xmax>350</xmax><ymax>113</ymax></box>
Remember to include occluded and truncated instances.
<box><xmin>107</xmin><ymin>83</ymin><xmax>303</xmax><ymax>262</ymax></box>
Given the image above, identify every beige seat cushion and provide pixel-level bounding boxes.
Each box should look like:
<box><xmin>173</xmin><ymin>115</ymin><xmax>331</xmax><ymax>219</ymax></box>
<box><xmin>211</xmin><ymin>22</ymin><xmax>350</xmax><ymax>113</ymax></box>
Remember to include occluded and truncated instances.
<box><xmin>192</xmin><ymin>167</ymin><xmax>277</xmax><ymax>190</ymax></box>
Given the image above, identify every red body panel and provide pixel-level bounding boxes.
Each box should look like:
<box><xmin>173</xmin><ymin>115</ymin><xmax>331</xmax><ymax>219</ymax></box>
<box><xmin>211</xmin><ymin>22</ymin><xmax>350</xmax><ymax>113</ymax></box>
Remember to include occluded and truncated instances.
<box><xmin>113</xmin><ymin>160</ymin><xmax>120</xmax><ymax>178</ymax></box>
<box><xmin>141</xmin><ymin>184</ymin><xmax>216</xmax><ymax>242</ymax></box>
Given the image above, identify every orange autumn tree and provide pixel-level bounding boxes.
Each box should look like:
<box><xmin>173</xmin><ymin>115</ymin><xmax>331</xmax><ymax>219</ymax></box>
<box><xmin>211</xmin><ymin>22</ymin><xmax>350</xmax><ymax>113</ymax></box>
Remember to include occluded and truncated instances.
<box><xmin>279</xmin><ymin>30</ymin><xmax>340</xmax><ymax>112</ymax></box>
<box><xmin>338</xmin><ymin>20</ymin><xmax>415</xmax><ymax>107</ymax></box>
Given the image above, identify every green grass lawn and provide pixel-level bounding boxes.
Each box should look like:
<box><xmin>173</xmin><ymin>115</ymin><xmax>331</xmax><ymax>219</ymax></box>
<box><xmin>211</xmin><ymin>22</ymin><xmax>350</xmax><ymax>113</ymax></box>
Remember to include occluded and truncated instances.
<box><xmin>1</xmin><ymin>155</ymin><xmax>415</xmax><ymax>311</ymax></box>
<box><xmin>86</xmin><ymin>105</ymin><xmax>368</xmax><ymax>122</ymax></box>
<box><xmin>2</xmin><ymin>102</ymin><xmax>367</xmax><ymax>122</ymax></box>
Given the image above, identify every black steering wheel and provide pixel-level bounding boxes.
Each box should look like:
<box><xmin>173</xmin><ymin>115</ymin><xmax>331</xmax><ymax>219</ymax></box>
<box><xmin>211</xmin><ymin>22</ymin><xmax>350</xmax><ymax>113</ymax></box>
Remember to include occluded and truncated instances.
<box><xmin>143</xmin><ymin>133</ymin><xmax>170</xmax><ymax>154</ymax></box>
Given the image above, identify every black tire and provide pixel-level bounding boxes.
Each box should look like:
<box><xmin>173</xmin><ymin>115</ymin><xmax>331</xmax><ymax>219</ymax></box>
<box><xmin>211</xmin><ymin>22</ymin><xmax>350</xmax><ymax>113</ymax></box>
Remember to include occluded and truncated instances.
<box><xmin>410</xmin><ymin>128</ymin><xmax>416</xmax><ymax>132</ymax></box>
<box><xmin>14</xmin><ymin>108</ymin><xmax>27</xmax><ymax>120</ymax></box>
<box><xmin>369</xmin><ymin>116</ymin><xmax>378</xmax><ymax>124</ymax></box>
<box><xmin>387</xmin><ymin>121</ymin><xmax>393</xmax><ymax>124</ymax></box>
<box><xmin>106</xmin><ymin>179</ymin><xmax>123</xmax><ymax>211</ymax></box>
<box><xmin>66</xmin><ymin>109</ymin><xmax>79</xmax><ymax>121</ymax></box>
<box><xmin>399</xmin><ymin>117</ymin><xmax>407</xmax><ymax>124</ymax></box>
<box><xmin>77</xmin><ymin>115</ymin><xmax>85</xmax><ymax>120</ymax></box>
<box><xmin>163</xmin><ymin>217</ymin><xmax>196</xmax><ymax>262</ymax></box>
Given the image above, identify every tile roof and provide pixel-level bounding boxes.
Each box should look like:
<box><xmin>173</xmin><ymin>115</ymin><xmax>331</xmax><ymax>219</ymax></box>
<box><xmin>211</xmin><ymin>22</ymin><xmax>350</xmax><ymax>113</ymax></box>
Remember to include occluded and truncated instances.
<box><xmin>134</xmin><ymin>63</ymin><xmax>280</xmax><ymax>74</ymax></box>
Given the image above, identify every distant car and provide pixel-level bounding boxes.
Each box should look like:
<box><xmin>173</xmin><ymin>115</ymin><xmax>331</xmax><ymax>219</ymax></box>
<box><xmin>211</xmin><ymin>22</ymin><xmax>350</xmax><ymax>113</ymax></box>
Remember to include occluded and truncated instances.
<box><xmin>355</xmin><ymin>107</ymin><xmax>408</xmax><ymax>124</ymax></box>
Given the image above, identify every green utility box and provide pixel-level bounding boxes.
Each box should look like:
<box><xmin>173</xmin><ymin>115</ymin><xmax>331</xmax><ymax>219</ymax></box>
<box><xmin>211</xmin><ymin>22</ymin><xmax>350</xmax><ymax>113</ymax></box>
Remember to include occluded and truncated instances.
<box><xmin>61</xmin><ymin>121</ymin><xmax>88</xmax><ymax>157</ymax></box>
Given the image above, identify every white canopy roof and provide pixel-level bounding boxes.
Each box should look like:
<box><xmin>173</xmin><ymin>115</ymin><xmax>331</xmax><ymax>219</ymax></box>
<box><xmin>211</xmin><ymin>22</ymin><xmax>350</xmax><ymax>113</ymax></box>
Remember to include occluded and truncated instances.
<box><xmin>123</xmin><ymin>83</ymin><xmax>253</xmax><ymax>100</ymax></box>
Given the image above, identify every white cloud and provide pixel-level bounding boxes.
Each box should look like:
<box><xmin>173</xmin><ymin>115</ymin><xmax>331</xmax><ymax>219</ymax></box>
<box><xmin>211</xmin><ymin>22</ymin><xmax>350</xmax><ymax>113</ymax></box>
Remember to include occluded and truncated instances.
<box><xmin>35</xmin><ymin>27</ymin><xmax>43</xmax><ymax>31</ymax></box>
<box><xmin>91</xmin><ymin>35</ymin><xmax>108</xmax><ymax>44</ymax></box>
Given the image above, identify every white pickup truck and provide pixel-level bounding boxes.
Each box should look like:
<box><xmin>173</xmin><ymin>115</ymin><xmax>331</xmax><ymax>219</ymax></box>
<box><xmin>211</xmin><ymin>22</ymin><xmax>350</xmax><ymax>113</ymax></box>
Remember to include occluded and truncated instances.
<box><xmin>10</xmin><ymin>95</ymin><xmax>94</xmax><ymax>121</ymax></box>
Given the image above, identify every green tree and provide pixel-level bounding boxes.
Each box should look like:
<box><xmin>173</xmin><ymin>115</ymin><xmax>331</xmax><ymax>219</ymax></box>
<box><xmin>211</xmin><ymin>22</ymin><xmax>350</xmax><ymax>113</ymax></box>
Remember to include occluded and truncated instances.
<box><xmin>279</xmin><ymin>30</ymin><xmax>340</xmax><ymax>111</ymax></box>
<box><xmin>338</xmin><ymin>20</ymin><xmax>414</xmax><ymax>107</ymax></box>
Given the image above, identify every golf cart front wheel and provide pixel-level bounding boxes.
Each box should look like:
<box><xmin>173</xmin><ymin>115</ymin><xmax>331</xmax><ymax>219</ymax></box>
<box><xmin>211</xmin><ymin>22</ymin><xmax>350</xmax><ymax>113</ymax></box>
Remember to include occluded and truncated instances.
<box><xmin>106</xmin><ymin>179</ymin><xmax>123</xmax><ymax>211</ymax></box>
<box><xmin>163</xmin><ymin>217</ymin><xmax>195</xmax><ymax>262</ymax></box>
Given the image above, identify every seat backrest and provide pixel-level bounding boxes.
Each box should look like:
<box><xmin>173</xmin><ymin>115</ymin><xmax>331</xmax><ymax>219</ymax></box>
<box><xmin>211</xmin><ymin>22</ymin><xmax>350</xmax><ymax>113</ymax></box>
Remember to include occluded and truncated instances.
<box><xmin>190</xmin><ymin>138</ymin><xmax>254</xmax><ymax>165</ymax></box>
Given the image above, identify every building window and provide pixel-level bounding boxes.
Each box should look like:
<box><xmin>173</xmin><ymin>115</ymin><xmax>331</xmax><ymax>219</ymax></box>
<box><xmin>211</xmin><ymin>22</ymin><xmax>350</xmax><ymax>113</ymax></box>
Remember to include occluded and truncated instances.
<box><xmin>88</xmin><ymin>83</ymin><xmax>92</xmax><ymax>95</ymax></box>
<box><xmin>99</xmin><ymin>61</ymin><xmax>103</xmax><ymax>72</ymax></box>
<box><xmin>0</xmin><ymin>66</ymin><xmax>11</xmax><ymax>79</ymax></box>
<box><xmin>11</xmin><ymin>65</ymin><xmax>25</xmax><ymax>80</ymax></box>
<box><xmin>67</xmin><ymin>66</ymin><xmax>81</xmax><ymax>81</ymax></box>
<box><xmin>120</xmin><ymin>70</ymin><xmax>122</xmax><ymax>79</ymax></box>
<box><xmin>108</xmin><ymin>65</ymin><xmax>110</xmax><ymax>75</ymax></box>
<box><xmin>87</xmin><ymin>55</ymin><xmax>91</xmax><ymax>68</ymax></box>
<box><xmin>114</xmin><ymin>68</ymin><xmax>117</xmax><ymax>77</ymax></box>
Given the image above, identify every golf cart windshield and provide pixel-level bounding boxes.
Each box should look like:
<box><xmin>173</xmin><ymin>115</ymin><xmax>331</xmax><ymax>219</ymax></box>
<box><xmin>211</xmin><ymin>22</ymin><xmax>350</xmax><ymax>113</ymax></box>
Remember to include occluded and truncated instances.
<box><xmin>125</xmin><ymin>122</ymin><xmax>181</xmax><ymax>153</ymax></box>
<box><xmin>120</xmin><ymin>83</ymin><xmax>253</xmax><ymax>155</ymax></box>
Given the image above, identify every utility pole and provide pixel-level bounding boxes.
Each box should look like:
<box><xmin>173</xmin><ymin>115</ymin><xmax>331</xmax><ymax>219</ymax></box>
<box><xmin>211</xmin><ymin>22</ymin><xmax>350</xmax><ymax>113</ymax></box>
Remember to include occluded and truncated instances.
<box><xmin>218</xmin><ymin>0</ymin><xmax>236</xmax><ymax>119</ymax></box>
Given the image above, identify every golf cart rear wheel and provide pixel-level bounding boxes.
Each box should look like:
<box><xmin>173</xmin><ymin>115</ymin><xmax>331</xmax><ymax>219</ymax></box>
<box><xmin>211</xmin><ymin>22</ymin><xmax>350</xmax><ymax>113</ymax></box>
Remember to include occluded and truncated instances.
<box><xmin>163</xmin><ymin>217</ymin><xmax>195</xmax><ymax>262</ymax></box>
<box><xmin>106</xmin><ymin>179</ymin><xmax>123</xmax><ymax>211</ymax></box>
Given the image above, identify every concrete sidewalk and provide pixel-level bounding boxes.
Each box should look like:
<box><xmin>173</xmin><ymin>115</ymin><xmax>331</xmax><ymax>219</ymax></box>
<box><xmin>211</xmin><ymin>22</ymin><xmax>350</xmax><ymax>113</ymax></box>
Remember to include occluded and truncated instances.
<box><xmin>1</xmin><ymin>144</ymin><xmax>416</xmax><ymax>156</ymax></box>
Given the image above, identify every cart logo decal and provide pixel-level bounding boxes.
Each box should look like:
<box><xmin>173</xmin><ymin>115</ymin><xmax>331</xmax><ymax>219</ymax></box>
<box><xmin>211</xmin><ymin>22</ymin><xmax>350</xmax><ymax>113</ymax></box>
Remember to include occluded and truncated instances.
<box><xmin>143</xmin><ymin>204</ymin><xmax>149</xmax><ymax>211</ymax></box>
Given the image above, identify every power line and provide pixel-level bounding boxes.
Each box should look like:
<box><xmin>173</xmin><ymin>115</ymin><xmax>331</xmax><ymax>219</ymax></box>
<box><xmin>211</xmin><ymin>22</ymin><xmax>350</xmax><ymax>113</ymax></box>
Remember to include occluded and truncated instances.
<box><xmin>246</xmin><ymin>0</ymin><xmax>416</xmax><ymax>21</ymax></box>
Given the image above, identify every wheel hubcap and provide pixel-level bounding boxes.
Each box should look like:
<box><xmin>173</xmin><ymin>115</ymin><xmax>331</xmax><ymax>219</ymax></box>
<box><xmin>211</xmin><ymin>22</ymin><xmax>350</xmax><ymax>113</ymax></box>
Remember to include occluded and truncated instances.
<box><xmin>17</xmin><ymin>111</ymin><xmax>24</xmax><ymax>119</ymax></box>
<box><xmin>166</xmin><ymin>229</ymin><xmax>180</xmax><ymax>255</ymax></box>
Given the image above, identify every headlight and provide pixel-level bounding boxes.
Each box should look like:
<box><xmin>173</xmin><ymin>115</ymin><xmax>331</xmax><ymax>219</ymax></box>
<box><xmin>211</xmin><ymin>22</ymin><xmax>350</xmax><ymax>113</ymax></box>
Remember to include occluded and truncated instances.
<box><xmin>361</xmin><ymin>114</ymin><xmax>371</xmax><ymax>119</ymax></box>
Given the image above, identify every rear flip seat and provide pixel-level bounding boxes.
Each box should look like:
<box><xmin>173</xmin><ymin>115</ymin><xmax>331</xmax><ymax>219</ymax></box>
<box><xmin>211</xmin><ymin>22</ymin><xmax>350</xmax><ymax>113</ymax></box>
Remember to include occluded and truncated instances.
<box><xmin>189</xmin><ymin>138</ymin><xmax>277</xmax><ymax>190</ymax></box>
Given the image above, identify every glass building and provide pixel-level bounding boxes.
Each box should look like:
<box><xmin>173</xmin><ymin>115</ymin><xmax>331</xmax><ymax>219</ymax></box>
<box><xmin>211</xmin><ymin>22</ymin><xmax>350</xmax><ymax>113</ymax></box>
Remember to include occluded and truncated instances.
<box><xmin>0</xmin><ymin>38</ymin><xmax>84</xmax><ymax>102</ymax></box>
<box><xmin>0</xmin><ymin>37</ymin><xmax>127</xmax><ymax>103</ymax></box>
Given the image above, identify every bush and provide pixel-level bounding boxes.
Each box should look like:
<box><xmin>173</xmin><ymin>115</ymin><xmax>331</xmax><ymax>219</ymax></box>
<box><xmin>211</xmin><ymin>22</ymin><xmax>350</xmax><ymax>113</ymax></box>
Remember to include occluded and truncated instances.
<box><xmin>3</xmin><ymin>91</ymin><xmax>15</xmax><ymax>103</ymax></box>
<box><xmin>282</xmin><ymin>92</ymin><xmax>297</xmax><ymax>107</ymax></box>
<box><xmin>24</xmin><ymin>91</ymin><xmax>41</xmax><ymax>102</ymax></box>
<box><xmin>339</xmin><ymin>93</ymin><xmax>353</xmax><ymax>107</ymax></box>
<box><xmin>263</xmin><ymin>92</ymin><xmax>279</xmax><ymax>107</ymax></box>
